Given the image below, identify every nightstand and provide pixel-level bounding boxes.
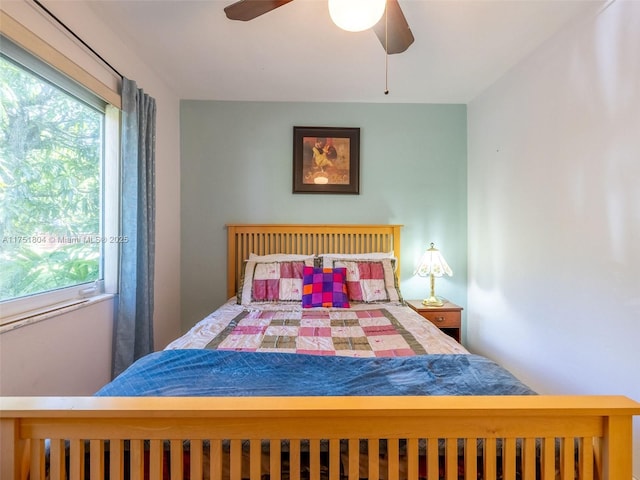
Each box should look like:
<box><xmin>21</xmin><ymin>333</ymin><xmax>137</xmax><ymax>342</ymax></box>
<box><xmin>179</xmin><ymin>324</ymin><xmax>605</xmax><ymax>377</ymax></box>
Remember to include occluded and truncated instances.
<box><xmin>406</xmin><ymin>299</ymin><xmax>463</xmax><ymax>343</ymax></box>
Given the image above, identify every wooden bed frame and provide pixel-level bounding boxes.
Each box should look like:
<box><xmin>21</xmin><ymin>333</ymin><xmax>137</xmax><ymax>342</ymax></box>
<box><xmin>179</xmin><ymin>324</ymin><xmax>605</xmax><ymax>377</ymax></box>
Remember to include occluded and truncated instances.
<box><xmin>1</xmin><ymin>224</ymin><xmax>639</xmax><ymax>480</ymax></box>
<box><xmin>226</xmin><ymin>224</ymin><xmax>402</xmax><ymax>299</ymax></box>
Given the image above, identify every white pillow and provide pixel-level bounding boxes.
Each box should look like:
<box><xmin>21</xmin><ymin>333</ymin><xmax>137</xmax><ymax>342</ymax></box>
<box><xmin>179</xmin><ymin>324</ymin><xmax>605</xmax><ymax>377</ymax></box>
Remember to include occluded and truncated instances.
<box><xmin>319</xmin><ymin>252</ymin><xmax>396</xmax><ymax>269</ymax></box>
<box><xmin>248</xmin><ymin>253</ymin><xmax>316</xmax><ymax>262</ymax></box>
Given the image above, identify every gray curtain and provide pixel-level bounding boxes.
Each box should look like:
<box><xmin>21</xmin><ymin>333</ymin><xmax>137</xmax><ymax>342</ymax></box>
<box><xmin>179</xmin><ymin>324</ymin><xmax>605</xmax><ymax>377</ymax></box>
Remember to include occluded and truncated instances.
<box><xmin>112</xmin><ymin>78</ymin><xmax>156</xmax><ymax>378</ymax></box>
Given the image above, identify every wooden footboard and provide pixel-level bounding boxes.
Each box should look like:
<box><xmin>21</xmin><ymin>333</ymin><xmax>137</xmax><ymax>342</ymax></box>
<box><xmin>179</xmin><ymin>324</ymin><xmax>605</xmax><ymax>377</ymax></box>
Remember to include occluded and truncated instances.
<box><xmin>1</xmin><ymin>395</ymin><xmax>638</xmax><ymax>480</ymax></box>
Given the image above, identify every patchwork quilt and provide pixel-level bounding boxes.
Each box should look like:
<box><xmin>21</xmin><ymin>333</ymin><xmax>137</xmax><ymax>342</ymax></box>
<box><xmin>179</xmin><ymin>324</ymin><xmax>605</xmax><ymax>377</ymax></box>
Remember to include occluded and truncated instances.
<box><xmin>205</xmin><ymin>308</ymin><xmax>428</xmax><ymax>357</ymax></box>
<box><xmin>166</xmin><ymin>300</ymin><xmax>468</xmax><ymax>355</ymax></box>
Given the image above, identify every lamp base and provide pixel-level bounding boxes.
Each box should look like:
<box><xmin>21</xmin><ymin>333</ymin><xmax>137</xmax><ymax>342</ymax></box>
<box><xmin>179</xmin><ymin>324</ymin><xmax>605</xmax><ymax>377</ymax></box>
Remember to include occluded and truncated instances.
<box><xmin>422</xmin><ymin>296</ymin><xmax>445</xmax><ymax>307</ymax></box>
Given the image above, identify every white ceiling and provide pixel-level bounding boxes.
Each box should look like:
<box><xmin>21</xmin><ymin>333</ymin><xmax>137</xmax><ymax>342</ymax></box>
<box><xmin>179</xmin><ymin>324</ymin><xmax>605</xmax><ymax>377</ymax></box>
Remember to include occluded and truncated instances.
<box><xmin>80</xmin><ymin>0</ymin><xmax>602</xmax><ymax>103</ymax></box>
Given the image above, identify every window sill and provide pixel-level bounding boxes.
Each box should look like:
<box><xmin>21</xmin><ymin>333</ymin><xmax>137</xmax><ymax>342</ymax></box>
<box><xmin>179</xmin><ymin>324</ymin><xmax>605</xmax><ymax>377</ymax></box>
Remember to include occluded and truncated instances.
<box><xmin>0</xmin><ymin>293</ymin><xmax>115</xmax><ymax>334</ymax></box>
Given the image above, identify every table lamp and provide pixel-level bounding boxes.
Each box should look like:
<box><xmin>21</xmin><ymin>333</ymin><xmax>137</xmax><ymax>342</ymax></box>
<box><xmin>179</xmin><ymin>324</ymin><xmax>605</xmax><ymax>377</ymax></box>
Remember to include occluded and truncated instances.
<box><xmin>414</xmin><ymin>242</ymin><xmax>452</xmax><ymax>307</ymax></box>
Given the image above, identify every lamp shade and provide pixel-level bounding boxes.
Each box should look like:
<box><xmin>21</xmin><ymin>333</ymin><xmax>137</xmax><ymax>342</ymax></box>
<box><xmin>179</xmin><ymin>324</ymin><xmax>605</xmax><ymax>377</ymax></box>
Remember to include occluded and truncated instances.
<box><xmin>414</xmin><ymin>243</ymin><xmax>452</xmax><ymax>278</ymax></box>
<box><xmin>328</xmin><ymin>0</ymin><xmax>386</xmax><ymax>32</ymax></box>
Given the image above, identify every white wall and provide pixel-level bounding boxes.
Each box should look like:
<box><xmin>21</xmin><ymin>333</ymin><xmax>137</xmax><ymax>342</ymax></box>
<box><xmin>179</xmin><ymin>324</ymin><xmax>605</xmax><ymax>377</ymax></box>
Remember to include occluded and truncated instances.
<box><xmin>467</xmin><ymin>1</ymin><xmax>640</xmax><ymax>475</ymax></box>
<box><xmin>180</xmin><ymin>101</ymin><xmax>468</xmax><ymax>331</ymax></box>
<box><xmin>0</xmin><ymin>299</ymin><xmax>114</xmax><ymax>394</ymax></box>
<box><xmin>0</xmin><ymin>0</ymin><xmax>181</xmax><ymax>395</ymax></box>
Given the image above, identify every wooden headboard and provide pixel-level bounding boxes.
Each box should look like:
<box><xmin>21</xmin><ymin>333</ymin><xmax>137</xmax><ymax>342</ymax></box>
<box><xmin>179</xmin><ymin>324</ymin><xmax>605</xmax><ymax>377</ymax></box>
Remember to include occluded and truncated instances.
<box><xmin>226</xmin><ymin>224</ymin><xmax>402</xmax><ymax>298</ymax></box>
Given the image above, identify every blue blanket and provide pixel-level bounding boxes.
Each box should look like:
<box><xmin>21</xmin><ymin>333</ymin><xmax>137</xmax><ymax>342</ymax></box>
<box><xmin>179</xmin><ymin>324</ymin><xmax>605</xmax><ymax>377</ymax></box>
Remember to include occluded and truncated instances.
<box><xmin>96</xmin><ymin>350</ymin><xmax>535</xmax><ymax>397</ymax></box>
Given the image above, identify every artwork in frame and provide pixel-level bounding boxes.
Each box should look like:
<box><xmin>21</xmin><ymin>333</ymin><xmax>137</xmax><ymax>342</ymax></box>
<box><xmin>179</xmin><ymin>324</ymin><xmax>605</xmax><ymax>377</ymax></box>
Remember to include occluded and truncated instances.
<box><xmin>292</xmin><ymin>126</ymin><xmax>360</xmax><ymax>194</ymax></box>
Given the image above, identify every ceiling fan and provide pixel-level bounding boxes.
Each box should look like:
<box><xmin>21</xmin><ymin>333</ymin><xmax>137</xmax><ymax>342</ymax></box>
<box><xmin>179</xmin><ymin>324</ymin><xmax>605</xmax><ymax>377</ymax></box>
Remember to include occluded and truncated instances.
<box><xmin>223</xmin><ymin>0</ymin><xmax>415</xmax><ymax>54</ymax></box>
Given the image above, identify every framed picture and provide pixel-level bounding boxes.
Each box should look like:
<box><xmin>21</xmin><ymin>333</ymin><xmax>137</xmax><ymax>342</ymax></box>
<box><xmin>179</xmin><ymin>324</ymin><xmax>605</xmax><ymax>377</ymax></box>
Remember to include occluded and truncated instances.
<box><xmin>292</xmin><ymin>126</ymin><xmax>360</xmax><ymax>194</ymax></box>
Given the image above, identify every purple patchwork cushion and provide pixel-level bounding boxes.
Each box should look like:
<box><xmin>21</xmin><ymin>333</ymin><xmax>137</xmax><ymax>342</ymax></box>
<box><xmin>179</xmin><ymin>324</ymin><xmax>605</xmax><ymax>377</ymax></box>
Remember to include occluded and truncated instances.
<box><xmin>302</xmin><ymin>266</ymin><xmax>350</xmax><ymax>308</ymax></box>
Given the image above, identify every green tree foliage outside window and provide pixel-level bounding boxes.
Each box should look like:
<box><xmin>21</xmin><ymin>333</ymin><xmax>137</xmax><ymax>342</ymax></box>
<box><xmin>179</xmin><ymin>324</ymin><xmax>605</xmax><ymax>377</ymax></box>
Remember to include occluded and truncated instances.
<box><xmin>0</xmin><ymin>56</ymin><xmax>102</xmax><ymax>302</ymax></box>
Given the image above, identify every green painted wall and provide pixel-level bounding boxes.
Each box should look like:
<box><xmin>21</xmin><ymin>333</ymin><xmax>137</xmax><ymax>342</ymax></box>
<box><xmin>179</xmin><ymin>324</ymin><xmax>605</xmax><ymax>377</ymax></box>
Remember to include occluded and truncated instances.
<box><xmin>180</xmin><ymin>101</ymin><xmax>467</xmax><ymax>333</ymax></box>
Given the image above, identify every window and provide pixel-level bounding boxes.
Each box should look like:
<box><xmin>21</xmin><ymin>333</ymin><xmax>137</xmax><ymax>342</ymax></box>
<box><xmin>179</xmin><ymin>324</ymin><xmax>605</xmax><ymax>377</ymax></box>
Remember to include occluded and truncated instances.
<box><xmin>0</xmin><ymin>37</ymin><xmax>119</xmax><ymax>323</ymax></box>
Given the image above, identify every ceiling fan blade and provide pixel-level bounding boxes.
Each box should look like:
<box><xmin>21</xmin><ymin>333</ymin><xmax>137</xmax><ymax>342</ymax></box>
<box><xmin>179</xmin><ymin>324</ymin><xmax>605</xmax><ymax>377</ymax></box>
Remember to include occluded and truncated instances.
<box><xmin>224</xmin><ymin>0</ymin><xmax>294</xmax><ymax>21</ymax></box>
<box><xmin>373</xmin><ymin>0</ymin><xmax>414</xmax><ymax>54</ymax></box>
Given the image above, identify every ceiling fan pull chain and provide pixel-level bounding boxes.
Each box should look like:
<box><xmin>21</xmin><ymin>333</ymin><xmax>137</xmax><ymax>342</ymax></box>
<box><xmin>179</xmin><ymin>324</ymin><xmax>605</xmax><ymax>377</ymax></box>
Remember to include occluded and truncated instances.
<box><xmin>384</xmin><ymin>3</ymin><xmax>389</xmax><ymax>95</ymax></box>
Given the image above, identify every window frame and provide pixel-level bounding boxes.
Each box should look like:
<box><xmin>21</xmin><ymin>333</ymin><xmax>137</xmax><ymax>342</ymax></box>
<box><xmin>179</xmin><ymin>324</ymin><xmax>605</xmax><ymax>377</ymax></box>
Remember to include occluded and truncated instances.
<box><xmin>0</xmin><ymin>36</ymin><xmax>121</xmax><ymax>327</ymax></box>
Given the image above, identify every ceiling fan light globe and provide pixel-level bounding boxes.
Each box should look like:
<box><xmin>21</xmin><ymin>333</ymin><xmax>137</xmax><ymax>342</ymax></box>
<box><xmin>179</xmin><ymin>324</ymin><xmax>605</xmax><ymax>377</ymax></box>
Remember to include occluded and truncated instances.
<box><xmin>328</xmin><ymin>0</ymin><xmax>386</xmax><ymax>32</ymax></box>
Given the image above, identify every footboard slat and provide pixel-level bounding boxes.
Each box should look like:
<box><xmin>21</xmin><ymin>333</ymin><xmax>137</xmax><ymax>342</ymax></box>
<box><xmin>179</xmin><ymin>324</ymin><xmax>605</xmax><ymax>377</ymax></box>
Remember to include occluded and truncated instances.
<box><xmin>191</xmin><ymin>439</ymin><xmax>204</xmax><ymax>480</ymax></box>
<box><xmin>387</xmin><ymin>438</ymin><xmax>399</xmax><ymax>480</ymax></box>
<box><xmin>249</xmin><ymin>439</ymin><xmax>261</xmax><ymax>480</ymax></box>
<box><xmin>210</xmin><ymin>438</ymin><xmax>223</xmax><ymax>480</ymax></box>
<box><xmin>426</xmin><ymin>437</ymin><xmax>438</xmax><ymax>480</ymax></box>
<box><xmin>368</xmin><ymin>438</ymin><xmax>380</xmax><ymax>480</ymax></box>
<box><xmin>464</xmin><ymin>437</ymin><xmax>478</xmax><ymax>480</ymax></box>
<box><xmin>89</xmin><ymin>439</ymin><xmax>104</xmax><ymax>480</ymax></box>
<box><xmin>348</xmin><ymin>438</ymin><xmax>359</xmax><ymax>480</ymax></box>
<box><xmin>1</xmin><ymin>395</ymin><xmax>638</xmax><ymax>480</ymax></box>
<box><xmin>149</xmin><ymin>439</ymin><xmax>162</xmax><ymax>479</ymax></box>
<box><xmin>309</xmin><ymin>438</ymin><xmax>320</xmax><ymax>480</ymax></box>
<box><xmin>270</xmin><ymin>439</ymin><xmax>281</xmax><ymax>480</ymax></box>
<box><xmin>503</xmin><ymin>437</ymin><xmax>516</xmax><ymax>480</ymax></box>
<box><xmin>130</xmin><ymin>439</ymin><xmax>144</xmax><ymax>480</ymax></box>
<box><xmin>406</xmin><ymin>437</ymin><xmax>418</xmax><ymax>480</ymax></box>
<box><xmin>579</xmin><ymin>437</ymin><xmax>594</xmax><ymax>480</ymax></box>
<box><xmin>290</xmin><ymin>439</ymin><xmax>301</xmax><ymax>480</ymax></box>
<box><xmin>327</xmin><ymin>438</ymin><xmax>338</xmax><ymax>480</ymax></box>
<box><xmin>49</xmin><ymin>438</ymin><xmax>65</xmax><ymax>480</ymax></box>
<box><xmin>109</xmin><ymin>438</ymin><xmax>124</xmax><ymax>479</ymax></box>
<box><xmin>69</xmin><ymin>438</ymin><xmax>83</xmax><ymax>480</ymax></box>
<box><xmin>229</xmin><ymin>439</ymin><xmax>241</xmax><ymax>480</ymax></box>
<box><xmin>29</xmin><ymin>437</ymin><xmax>44</xmax><ymax>480</ymax></box>
<box><xmin>522</xmin><ymin>437</ymin><xmax>536</xmax><ymax>480</ymax></box>
<box><xmin>483</xmin><ymin>437</ymin><xmax>497</xmax><ymax>479</ymax></box>
<box><xmin>562</xmin><ymin>437</ymin><xmax>574</xmax><ymax>479</ymax></box>
<box><xmin>171</xmin><ymin>439</ymin><xmax>183</xmax><ymax>479</ymax></box>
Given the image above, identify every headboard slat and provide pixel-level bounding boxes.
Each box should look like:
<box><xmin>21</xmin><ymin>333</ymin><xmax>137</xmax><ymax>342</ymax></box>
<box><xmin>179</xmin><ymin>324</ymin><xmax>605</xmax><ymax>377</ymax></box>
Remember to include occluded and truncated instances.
<box><xmin>226</xmin><ymin>224</ymin><xmax>402</xmax><ymax>298</ymax></box>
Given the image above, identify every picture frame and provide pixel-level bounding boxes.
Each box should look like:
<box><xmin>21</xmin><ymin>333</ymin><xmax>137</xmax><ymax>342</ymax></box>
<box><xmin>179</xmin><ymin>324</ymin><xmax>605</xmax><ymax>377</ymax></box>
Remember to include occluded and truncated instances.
<box><xmin>292</xmin><ymin>126</ymin><xmax>360</xmax><ymax>194</ymax></box>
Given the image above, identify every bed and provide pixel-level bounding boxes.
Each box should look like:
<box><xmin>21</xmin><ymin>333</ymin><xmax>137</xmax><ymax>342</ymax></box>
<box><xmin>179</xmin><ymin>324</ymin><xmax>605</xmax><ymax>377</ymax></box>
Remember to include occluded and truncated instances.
<box><xmin>1</xmin><ymin>224</ymin><xmax>639</xmax><ymax>480</ymax></box>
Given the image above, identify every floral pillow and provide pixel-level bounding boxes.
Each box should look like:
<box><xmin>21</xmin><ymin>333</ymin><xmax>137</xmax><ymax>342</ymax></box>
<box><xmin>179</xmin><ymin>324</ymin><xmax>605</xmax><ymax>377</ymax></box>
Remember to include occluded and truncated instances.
<box><xmin>301</xmin><ymin>266</ymin><xmax>350</xmax><ymax>308</ymax></box>
<box><xmin>323</xmin><ymin>257</ymin><xmax>401</xmax><ymax>303</ymax></box>
<box><xmin>238</xmin><ymin>258</ymin><xmax>315</xmax><ymax>305</ymax></box>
